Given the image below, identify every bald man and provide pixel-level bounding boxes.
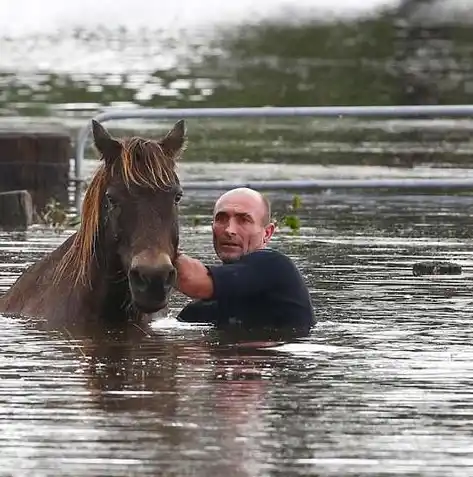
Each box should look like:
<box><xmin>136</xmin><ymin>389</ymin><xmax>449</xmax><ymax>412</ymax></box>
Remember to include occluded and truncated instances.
<box><xmin>174</xmin><ymin>188</ymin><xmax>315</xmax><ymax>331</ymax></box>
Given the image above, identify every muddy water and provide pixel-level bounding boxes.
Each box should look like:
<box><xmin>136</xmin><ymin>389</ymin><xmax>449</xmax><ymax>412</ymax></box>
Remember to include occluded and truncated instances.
<box><xmin>1</xmin><ymin>0</ymin><xmax>473</xmax><ymax>474</ymax></box>
<box><xmin>0</xmin><ymin>161</ymin><xmax>472</xmax><ymax>476</ymax></box>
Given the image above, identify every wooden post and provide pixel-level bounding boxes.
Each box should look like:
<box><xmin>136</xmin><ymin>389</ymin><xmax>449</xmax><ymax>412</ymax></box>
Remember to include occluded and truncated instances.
<box><xmin>0</xmin><ymin>125</ymin><xmax>71</xmax><ymax>214</ymax></box>
<box><xmin>0</xmin><ymin>190</ymin><xmax>33</xmax><ymax>230</ymax></box>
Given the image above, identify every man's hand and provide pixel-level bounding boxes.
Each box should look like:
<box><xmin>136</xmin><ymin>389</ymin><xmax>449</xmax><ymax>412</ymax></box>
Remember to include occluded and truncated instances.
<box><xmin>175</xmin><ymin>253</ymin><xmax>214</xmax><ymax>299</ymax></box>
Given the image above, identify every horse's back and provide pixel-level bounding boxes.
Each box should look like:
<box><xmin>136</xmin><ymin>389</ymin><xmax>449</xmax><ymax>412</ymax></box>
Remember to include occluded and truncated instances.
<box><xmin>0</xmin><ymin>234</ymin><xmax>76</xmax><ymax>317</ymax></box>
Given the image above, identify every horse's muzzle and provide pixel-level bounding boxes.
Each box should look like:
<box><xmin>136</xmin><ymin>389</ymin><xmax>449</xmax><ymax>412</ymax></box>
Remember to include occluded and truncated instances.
<box><xmin>128</xmin><ymin>264</ymin><xmax>177</xmax><ymax>312</ymax></box>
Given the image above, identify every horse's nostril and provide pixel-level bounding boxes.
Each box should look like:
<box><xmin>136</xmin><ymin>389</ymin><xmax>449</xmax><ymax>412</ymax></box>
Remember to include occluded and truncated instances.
<box><xmin>130</xmin><ymin>265</ymin><xmax>176</xmax><ymax>294</ymax></box>
<box><xmin>166</xmin><ymin>267</ymin><xmax>177</xmax><ymax>287</ymax></box>
<box><xmin>129</xmin><ymin>268</ymin><xmax>150</xmax><ymax>292</ymax></box>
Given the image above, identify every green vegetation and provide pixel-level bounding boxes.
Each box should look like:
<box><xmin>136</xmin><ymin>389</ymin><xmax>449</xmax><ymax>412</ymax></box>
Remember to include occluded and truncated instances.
<box><xmin>3</xmin><ymin>4</ymin><xmax>473</xmax><ymax>114</ymax></box>
<box><xmin>37</xmin><ymin>198</ymin><xmax>80</xmax><ymax>232</ymax></box>
<box><xmin>3</xmin><ymin>3</ymin><xmax>473</xmax><ymax>168</ymax></box>
<box><xmin>274</xmin><ymin>194</ymin><xmax>302</xmax><ymax>234</ymax></box>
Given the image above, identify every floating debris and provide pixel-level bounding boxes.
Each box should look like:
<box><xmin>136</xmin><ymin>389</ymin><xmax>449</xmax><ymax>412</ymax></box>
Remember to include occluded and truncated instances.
<box><xmin>412</xmin><ymin>261</ymin><xmax>462</xmax><ymax>276</ymax></box>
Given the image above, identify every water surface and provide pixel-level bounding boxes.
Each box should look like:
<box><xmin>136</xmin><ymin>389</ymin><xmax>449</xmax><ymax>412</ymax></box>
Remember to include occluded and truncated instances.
<box><xmin>1</xmin><ymin>1</ymin><xmax>473</xmax><ymax>474</ymax></box>
<box><xmin>1</xmin><ymin>161</ymin><xmax>472</xmax><ymax>476</ymax></box>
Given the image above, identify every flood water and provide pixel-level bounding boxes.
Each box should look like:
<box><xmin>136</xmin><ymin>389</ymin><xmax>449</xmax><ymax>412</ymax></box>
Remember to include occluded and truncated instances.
<box><xmin>0</xmin><ymin>160</ymin><xmax>472</xmax><ymax>476</ymax></box>
<box><xmin>2</xmin><ymin>0</ymin><xmax>473</xmax><ymax>475</ymax></box>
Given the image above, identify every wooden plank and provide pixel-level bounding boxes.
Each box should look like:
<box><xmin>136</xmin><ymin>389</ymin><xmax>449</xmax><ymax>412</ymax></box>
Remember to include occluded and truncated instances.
<box><xmin>0</xmin><ymin>190</ymin><xmax>33</xmax><ymax>230</ymax></box>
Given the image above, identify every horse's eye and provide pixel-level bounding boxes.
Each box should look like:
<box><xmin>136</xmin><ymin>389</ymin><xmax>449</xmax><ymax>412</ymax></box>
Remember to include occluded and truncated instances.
<box><xmin>105</xmin><ymin>192</ymin><xmax>118</xmax><ymax>207</ymax></box>
<box><xmin>174</xmin><ymin>192</ymin><xmax>183</xmax><ymax>204</ymax></box>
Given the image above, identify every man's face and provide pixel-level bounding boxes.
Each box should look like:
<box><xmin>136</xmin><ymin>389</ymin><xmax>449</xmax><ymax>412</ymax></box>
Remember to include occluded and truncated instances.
<box><xmin>212</xmin><ymin>191</ymin><xmax>274</xmax><ymax>263</ymax></box>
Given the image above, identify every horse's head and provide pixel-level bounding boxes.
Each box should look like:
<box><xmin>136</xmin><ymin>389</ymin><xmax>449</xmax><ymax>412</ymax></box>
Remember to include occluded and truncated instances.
<box><xmin>87</xmin><ymin>119</ymin><xmax>185</xmax><ymax>313</ymax></box>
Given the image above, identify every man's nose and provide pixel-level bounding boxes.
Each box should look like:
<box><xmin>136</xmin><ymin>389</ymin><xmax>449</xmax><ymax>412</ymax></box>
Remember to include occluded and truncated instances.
<box><xmin>225</xmin><ymin>219</ymin><xmax>238</xmax><ymax>235</ymax></box>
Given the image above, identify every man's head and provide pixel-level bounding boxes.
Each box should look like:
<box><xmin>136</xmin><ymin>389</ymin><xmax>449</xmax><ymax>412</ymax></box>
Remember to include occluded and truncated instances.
<box><xmin>212</xmin><ymin>187</ymin><xmax>275</xmax><ymax>263</ymax></box>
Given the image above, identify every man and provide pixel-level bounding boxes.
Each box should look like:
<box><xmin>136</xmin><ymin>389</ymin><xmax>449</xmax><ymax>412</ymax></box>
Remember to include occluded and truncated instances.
<box><xmin>174</xmin><ymin>187</ymin><xmax>315</xmax><ymax>331</ymax></box>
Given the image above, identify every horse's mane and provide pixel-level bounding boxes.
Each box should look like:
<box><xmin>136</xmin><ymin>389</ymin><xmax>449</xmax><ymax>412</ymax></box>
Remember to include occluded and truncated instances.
<box><xmin>54</xmin><ymin>137</ymin><xmax>179</xmax><ymax>287</ymax></box>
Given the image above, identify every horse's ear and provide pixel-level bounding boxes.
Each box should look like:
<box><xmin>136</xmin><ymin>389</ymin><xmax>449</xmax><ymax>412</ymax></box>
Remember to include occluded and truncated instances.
<box><xmin>91</xmin><ymin>119</ymin><xmax>122</xmax><ymax>165</ymax></box>
<box><xmin>160</xmin><ymin>119</ymin><xmax>187</xmax><ymax>158</ymax></box>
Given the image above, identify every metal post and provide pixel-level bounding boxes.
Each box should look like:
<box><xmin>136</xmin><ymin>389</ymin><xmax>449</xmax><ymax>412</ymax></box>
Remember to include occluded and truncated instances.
<box><xmin>74</xmin><ymin>104</ymin><xmax>473</xmax><ymax>211</ymax></box>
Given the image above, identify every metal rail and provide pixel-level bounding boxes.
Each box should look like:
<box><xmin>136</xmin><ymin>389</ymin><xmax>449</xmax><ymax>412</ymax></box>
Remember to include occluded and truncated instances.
<box><xmin>73</xmin><ymin>104</ymin><xmax>473</xmax><ymax>210</ymax></box>
<box><xmin>181</xmin><ymin>178</ymin><xmax>473</xmax><ymax>191</ymax></box>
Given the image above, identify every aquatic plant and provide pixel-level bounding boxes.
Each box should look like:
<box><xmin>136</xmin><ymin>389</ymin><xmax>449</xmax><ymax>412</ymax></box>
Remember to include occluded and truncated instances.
<box><xmin>273</xmin><ymin>194</ymin><xmax>302</xmax><ymax>234</ymax></box>
<box><xmin>38</xmin><ymin>198</ymin><xmax>79</xmax><ymax>232</ymax></box>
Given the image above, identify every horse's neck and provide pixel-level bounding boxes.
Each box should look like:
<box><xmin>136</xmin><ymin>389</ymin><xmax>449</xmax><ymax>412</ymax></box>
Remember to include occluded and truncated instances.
<box><xmin>89</xmin><ymin>244</ymin><xmax>139</xmax><ymax>322</ymax></box>
<box><xmin>0</xmin><ymin>230</ymin><xmax>141</xmax><ymax>323</ymax></box>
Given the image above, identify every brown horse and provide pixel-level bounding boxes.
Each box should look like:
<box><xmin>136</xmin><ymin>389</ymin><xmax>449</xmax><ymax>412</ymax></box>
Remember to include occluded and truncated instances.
<box><xmin>0</xmin><ymin>119</ymin><xmax>186</xmax><ymax>327</ymax></box>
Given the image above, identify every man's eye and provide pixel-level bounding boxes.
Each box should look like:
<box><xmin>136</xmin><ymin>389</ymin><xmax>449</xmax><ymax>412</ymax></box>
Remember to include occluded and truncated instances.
<box><xmin>215</xmin><ymin>214</ymin><xmax>227</xmax><ymax>223</ymax></box>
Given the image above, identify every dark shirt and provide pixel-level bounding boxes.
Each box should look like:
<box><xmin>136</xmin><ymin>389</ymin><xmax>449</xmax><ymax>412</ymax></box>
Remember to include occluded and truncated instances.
<box><xmin>177</xmin><ymin>248</ymin><xmax>315</xmax><ymax>331</ymax></box>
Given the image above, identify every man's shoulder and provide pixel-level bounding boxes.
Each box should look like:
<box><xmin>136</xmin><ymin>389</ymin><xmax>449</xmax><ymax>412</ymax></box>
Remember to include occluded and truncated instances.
<box><xmin>242</xmin><ymin>247</ymin><xmax>290</xmax><ymax>262</ymax></box>
<box><xmin>240</xmin><ymin>247</ymin><xmax>307</xmax><ymax>284</ymax></box>
<box><xmin>241</xmin><ymin>247</ymin><xmax>298</xmax><ymax>269</ymax></box>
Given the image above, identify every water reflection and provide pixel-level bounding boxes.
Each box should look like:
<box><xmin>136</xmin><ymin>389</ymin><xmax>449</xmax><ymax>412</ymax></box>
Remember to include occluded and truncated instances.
<box><xmin>1</xmin><ymin>313</ymin><xmax>308</xmax><ymax>476</ymax></box>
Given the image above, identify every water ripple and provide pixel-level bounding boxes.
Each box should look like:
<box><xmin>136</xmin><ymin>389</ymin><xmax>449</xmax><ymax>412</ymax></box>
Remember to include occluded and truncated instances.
<box><xmin>1</xmin><ymin>173</ymin><xmax>473</xmax><ymax>476</ymax></box>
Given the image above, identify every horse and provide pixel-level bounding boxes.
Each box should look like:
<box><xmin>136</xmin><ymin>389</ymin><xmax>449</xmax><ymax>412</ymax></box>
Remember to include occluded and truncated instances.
<box><xmin>0</xmin><ymin>118</ymin><xmax>186</xmax><ymax>328</ymax></box>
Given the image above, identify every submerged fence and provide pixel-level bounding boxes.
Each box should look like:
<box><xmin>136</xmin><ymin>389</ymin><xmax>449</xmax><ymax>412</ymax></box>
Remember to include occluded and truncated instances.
<box><xmin>73</xmin><ymin>105</ymin><xmax>473</xmax><ymax>210</ymax></box>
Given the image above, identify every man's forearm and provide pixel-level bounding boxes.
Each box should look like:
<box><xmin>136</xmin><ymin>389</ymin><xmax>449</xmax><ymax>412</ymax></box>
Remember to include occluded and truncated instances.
<box><xmin>175</xmin><ymin>253</ymin><xmax>214</xmax><ymax>299</ymax></box>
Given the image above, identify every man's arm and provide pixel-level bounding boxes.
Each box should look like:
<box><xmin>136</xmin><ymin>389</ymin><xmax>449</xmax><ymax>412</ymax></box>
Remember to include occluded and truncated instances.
<box><xmin>175</xmin><ymin>253</ymin><xmax>214</xmax><ymax>299</ymax></box>
<box><xmin>175</xmin><ymin>249</ymin><xmax>283</xmax><ymax>301</ymax></box>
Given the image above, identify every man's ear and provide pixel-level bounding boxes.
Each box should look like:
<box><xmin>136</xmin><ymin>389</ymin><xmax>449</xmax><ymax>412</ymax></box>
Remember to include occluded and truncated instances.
<box><xmin>263</xmin><ymin>222</ymin><xmax>275</xmax><ymax>244</ymax></box>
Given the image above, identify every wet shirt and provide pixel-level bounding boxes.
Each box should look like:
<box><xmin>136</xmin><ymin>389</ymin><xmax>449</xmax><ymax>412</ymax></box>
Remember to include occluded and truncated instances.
<box><xmin>177</xmin><ymin>248</ymin><xmax>315</xmax><ymax>331</ymax></box>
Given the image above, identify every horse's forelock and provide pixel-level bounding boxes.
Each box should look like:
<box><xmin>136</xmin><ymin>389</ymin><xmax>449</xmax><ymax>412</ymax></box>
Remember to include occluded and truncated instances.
<box><xmin>119</xmin><ymin>137</ymin><xmax>178</xmax><ymax>191</ymax></box>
